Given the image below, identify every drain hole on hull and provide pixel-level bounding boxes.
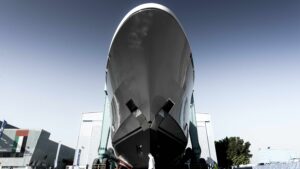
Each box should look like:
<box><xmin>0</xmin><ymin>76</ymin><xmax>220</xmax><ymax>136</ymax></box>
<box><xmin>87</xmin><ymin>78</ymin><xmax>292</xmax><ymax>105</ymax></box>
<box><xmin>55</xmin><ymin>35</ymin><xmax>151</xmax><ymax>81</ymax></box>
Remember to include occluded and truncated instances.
<box><xmin>162</xmin><ymin>99</ymin><xmax>174</xmax><ymax>113</ymax></box>
<box><xmin>126</xmin><ymin>99</ymin><xmax>138</xmax><ymax>112</ymax></box>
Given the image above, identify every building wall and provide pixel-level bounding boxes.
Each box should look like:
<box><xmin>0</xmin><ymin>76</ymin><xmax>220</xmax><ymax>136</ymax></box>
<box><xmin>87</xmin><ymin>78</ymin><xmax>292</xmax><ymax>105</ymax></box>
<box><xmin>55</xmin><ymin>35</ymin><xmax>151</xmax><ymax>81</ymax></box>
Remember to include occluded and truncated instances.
<box><xmin>0</xmin><ymin>129</ymin><xmax>74</xmax><ymax>169</ymax></box>
<box><xmin>196</xmin><ymin>113</ymin><xmax>218</xmax><ymax>163</ymax></box>
<box><xmin>74</xmin><ymin>112</ymin><xmax>102</xmax><ymax>168</ymax></box>
<box><xmin>0</xmin><ymin>129</ymin><xmax>41</xmax><ymax>166</ymax></box>
<box><xmin>29</xmin><ymin>130</ymin><xmax>56</xmax><ymax>167</ymax></box>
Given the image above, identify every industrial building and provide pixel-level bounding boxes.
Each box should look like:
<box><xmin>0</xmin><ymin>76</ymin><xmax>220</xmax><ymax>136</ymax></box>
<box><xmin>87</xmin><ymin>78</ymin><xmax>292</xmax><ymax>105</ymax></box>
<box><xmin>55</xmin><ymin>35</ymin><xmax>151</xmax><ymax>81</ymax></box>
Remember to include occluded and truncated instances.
<box><xmin>195</xmin><ymin>113</ymin><xmax>218</xmax><ymax>163</ymax></box>
<box><xmin>74</xmin><ymin>112</ymin><xmax>218</xmax><ymax>169</ymax></box>
<box><xmin>73</xmin><ymin>112</ymin><xmax>103</xmax><ymax>168</ymax></box>
<box><xmin>256</xmin><ymin>147</ymin><xmax>300</xmax><ymax>164</ymax></box>
<box><xmin>0</xmin><ymin>121</ymin><xmax>75</xmax><ymax>169</ymax></box>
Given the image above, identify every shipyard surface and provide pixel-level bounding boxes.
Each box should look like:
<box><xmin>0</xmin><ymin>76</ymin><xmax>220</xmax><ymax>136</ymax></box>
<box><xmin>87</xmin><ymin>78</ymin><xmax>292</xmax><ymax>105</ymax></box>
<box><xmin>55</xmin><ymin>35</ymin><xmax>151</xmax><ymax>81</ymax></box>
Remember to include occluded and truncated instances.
<box><xmin>106</xmin><ymin>4</ymin><xmax>194</xmax><ymax>169</ymax></box>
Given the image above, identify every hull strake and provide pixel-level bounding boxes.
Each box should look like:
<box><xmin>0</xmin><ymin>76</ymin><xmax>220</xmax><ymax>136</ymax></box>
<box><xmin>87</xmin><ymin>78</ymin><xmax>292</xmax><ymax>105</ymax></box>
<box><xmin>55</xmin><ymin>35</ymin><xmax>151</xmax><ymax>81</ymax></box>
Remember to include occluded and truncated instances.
<box><xmin>106</xmin><ymin>4</ymin><xmax>194</xmax><ymax>168</ymax></box>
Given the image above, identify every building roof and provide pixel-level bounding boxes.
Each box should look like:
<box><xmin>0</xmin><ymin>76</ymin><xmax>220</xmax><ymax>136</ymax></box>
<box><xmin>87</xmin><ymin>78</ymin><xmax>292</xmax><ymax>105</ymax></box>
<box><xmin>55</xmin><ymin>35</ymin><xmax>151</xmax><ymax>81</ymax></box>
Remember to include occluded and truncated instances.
<box><xmin>0</xmin><ymin>120</ymin><xmax>18</xmax><ymax>129</ymax></box>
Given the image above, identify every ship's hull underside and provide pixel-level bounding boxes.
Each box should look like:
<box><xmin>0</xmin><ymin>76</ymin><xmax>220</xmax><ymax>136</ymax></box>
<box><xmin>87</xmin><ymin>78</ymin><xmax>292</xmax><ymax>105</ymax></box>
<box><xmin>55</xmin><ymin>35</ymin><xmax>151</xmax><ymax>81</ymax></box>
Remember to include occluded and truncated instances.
<box><xmin>113</xmin><ymin>127</ymin><xmax>186</xmax><ymax>168</ymax></box>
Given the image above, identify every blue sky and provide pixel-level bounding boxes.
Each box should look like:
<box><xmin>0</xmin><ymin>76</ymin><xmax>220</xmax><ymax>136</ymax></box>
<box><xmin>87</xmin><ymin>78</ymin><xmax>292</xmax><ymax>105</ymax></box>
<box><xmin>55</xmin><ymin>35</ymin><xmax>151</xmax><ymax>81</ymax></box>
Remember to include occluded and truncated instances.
<box><xmin>0</xmin><ymin>0</ymin><xmax>299</xmax><ymax>163</ymax></box>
